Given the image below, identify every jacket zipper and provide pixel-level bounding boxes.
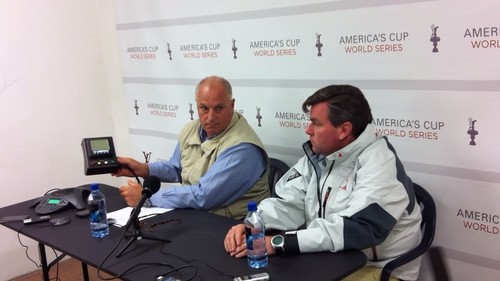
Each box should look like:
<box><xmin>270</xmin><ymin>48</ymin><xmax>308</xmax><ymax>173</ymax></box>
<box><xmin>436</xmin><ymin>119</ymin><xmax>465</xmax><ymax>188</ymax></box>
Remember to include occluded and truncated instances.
<box><xmin>322</xmin><ymin>186</ymin><xmax>333</xmax><ymax>218</ymax></box>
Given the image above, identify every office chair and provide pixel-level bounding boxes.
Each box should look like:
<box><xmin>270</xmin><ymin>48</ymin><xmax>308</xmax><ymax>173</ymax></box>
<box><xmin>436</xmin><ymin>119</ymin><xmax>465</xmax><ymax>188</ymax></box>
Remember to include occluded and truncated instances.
<box><xmin>380</xmin><ymin>183</ymin><xmax>437</xmax><ymax>281</ymax></box>
<box><xmin>268</xmin><ymin>158</ymin><xmax>290</xmax><ymax>197</ymax></box>
<box><xmin>428</xmin><ymin>246</ymin><xmax>451</xmax><ymax>281</ymax></box>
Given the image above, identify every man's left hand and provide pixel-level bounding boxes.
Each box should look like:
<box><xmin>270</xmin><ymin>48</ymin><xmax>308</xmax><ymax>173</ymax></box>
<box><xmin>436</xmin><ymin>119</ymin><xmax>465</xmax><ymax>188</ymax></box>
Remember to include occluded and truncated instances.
<box><xmin>119</xmin><ymin>179</ymin><xmax>143</xmax><ymax>207</ymax></box>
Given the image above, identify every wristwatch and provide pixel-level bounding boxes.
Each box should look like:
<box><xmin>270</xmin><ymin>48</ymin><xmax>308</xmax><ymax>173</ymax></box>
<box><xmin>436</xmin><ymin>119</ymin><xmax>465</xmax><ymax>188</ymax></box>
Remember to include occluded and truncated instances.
<box><xmin>271</xmin><ymin>234</ymin><xmax>285</xmax><ymax>253</ymax></box>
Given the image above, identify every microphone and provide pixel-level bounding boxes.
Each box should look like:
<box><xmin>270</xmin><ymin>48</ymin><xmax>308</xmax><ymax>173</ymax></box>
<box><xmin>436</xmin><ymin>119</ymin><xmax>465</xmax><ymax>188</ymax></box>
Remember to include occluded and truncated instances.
<box><xmin>141</xmin><ymin>175</ymin><xmax>161</xmax><ymax>197</ymax></box>
<box><xmin>124</xmin><ymin>175</ymin><xmax>161</xmax><ymax>230</ymax></box>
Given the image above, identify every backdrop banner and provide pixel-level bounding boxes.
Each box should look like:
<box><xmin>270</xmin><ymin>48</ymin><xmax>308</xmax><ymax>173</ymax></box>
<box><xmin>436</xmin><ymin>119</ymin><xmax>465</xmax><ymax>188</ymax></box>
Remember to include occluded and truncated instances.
<box><xmin>112</xmin><ymin>1</ymin><xmax>500</xmax><ymax>280</ymax></box>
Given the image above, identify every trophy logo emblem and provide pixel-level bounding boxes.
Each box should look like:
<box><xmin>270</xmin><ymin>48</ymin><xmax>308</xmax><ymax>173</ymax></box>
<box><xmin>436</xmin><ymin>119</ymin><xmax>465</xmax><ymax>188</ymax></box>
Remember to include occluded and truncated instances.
<box><xmin>167</xmin><ymin>42</ymin><xmax>172</xmax><ymax>60</ymax></box>
<box><xmin>232</xmin><ymin>38</ymin><xmax>238</xmax><ymax>59</ymax></box>
<box><xmin>256</xmin><ymin>107</ymin><xmax>262</xmax><ymax>127</ymax></box>
<box><xmin>143</xmin><ymin>151</ymin><xmax>152</xmax><ymax>163</ymax></box>
<box><xmin>189</xmin><ymin>102</ymin><xmax>194</xmax><ymax>120</ymax></box>
<box><xmin>430</xmin><ymin>25</ymin><xmax>440</xmax><ymax>53</ymax></box>
<box><xmin>315</xmin><ymin>33</ymin><xmax>323</xmax><ymax>57</ymax></box>
<box><xmin>467</xmin><ymin>117</ymin><xmax>478</xmax><ymax>146</ymax></box>
<box><xmin>134</xmin><ymin>99</ymin><xmax>139</xmax><ymax>115</ymax></box>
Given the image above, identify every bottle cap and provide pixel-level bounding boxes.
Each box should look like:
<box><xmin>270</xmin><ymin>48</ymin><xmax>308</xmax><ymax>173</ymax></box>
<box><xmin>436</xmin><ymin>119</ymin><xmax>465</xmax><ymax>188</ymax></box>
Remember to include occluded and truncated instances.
<box><xmin>247</xmin><ymin>201</ymin><xmax>257</xmax><ymax>211</ymax></box>
<box><xmin>90</xmin><ymin>183</ymin><xmax>99</xmax><ymax>191</ymax></box>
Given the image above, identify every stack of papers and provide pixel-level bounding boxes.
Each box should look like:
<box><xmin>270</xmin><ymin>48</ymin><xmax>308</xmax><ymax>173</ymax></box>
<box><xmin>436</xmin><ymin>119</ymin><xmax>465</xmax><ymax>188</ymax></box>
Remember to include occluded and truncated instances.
<box><xmin>107</xmin><ymin>207</ymin><xmax>172</xmax><ymax>227</ymax></box>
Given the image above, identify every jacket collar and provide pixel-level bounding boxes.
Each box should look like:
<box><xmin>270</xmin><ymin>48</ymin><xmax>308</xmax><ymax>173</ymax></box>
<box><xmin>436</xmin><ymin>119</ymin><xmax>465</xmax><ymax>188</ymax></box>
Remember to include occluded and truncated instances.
<box><xmin>303</xmin><ymin>123</ymin><xmax>378</xmax><ymax>167</ymax></box>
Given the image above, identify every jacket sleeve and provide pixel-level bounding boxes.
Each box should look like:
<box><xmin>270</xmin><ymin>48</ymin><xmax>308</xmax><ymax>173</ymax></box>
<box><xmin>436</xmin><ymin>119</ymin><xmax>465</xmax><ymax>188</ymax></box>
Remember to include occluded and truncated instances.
<box><xmin>258</xmin><ymin>156</ymin><xmax>312</xmax><ymax>231</ymax></box>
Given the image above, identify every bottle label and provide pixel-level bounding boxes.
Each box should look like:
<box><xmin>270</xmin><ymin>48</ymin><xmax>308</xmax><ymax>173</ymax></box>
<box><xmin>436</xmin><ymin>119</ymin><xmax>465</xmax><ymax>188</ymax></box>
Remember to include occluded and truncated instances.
<box><xmin>88</xmin><ymin>202</ymin><xmax>105</xmax><ymax>223</ymax></box>
<box><xmin>249</xmin><ymin>236</ymin><xmax>266</xmax><ymax>254</ymax></box>
<box><xmin>245</xmin><ymin>227</ymin><xmax>266</xmax><ymax>253</ymax></box>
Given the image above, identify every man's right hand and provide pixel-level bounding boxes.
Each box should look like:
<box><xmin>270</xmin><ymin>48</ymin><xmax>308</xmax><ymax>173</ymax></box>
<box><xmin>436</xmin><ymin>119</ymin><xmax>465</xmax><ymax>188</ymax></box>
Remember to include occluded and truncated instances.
<box><xmin>112</xmin><ymin>157</ymin><xmax>149</xmax><ymax>178</ymax></box>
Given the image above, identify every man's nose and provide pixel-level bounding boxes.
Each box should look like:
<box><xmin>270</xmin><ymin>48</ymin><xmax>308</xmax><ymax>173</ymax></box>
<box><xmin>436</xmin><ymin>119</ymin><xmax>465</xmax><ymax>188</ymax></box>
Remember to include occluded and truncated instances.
<box><xmin>207</xmin><ymin>109</ymin><xmax>216</xmax><ymax>120</ymax></box>
<box><xmin>305</xmin><ymin>123</ymin><xmax>313</xmax><ymax>135</ymax></box>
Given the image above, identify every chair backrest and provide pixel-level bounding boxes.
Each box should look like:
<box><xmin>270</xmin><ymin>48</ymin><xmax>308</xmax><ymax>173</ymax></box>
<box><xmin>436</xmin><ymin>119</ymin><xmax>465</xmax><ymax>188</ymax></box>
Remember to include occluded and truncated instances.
<box><xmin>428</xmin><ymin>246</ymin><xmax>451</xmax><ymax>281</ymax></box>
<box><xmin>268</xmin><ymin>158</ymin><xmax>290</xmax><ymax>197</ymax></box>
<box><xmin>380</xmin><ymin>183</ymin><xmax>437</xmax><ymax>281</ymax></box>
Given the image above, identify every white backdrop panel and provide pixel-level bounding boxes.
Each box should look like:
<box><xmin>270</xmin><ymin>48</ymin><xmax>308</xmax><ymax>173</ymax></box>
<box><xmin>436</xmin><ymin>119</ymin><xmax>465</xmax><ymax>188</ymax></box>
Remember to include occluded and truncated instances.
<box><xmin>112</xmin><ymin>1</ymin><xmax>500</xmax><ymax>280</ymax></box>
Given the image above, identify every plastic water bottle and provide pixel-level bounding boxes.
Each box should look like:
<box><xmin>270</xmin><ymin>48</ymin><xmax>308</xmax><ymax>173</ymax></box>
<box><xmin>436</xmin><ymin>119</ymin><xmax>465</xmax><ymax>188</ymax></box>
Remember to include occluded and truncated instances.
<box><xmin>244</xmin><ymin>201</ymin><xmax>268</xmax><ymax>268</ymax></box>
<box><xmin>87</xmin><ymin>183</ymin><xmax>109</xmax><ymax>238</ymax></box>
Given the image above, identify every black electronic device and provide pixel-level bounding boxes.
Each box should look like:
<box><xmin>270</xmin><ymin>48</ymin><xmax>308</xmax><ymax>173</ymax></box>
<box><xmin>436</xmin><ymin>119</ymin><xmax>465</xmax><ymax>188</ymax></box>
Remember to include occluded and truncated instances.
<box><xmin>81</xmin><ymin>136</ymin><xmax>119</xmax><ymax>175</ymax></box>
<box><xmin>233</xmin><ymin>273</ymin><xmax>270</xmax><ymax>281</ymax></box>
<box><xmin>31</xmin><ymin>186</ymin><xmax>90</xmax><ymax>215</ymax></box>
<box><xmin>23</xmin><ymin>215</ymin><xmax>51</xmax><ymax>225</ymax></box>
<box><xmin>0</xmin><ymin>215</ymin><xmax>29</xmax><ymax>223</ymax></box>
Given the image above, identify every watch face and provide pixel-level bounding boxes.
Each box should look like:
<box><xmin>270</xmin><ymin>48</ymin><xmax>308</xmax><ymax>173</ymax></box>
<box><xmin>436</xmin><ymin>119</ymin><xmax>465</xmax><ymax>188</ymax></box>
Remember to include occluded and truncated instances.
<box><xmin>272</xmin><ymin>235</ymin><xmax>284</xmax><ymax>245</ymax></box>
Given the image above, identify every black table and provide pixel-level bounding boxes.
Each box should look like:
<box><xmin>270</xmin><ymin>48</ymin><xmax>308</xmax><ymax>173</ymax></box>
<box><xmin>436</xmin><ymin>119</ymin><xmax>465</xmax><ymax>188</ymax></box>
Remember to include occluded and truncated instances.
<box><xmin>0</xmin><ymin>184</ymin><xmax>366</xmax><ymax>281</ymax></box>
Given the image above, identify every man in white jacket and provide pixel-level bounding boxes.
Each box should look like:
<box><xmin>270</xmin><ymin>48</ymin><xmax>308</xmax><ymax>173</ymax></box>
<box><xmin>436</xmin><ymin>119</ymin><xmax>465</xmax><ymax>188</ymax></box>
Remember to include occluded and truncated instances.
<box><xmin>224</xmin><ymin>84</ymin><xmax>422</xmax><ymax>281</ymax></box>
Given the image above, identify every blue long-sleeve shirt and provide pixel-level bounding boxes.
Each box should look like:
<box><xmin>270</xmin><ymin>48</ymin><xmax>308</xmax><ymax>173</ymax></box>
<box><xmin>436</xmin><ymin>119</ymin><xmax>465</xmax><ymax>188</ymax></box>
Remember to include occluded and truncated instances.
<box><xmin>148</xmin><ymin>142</ymin><xmax>266</xmax><ymax>210</ymax></box>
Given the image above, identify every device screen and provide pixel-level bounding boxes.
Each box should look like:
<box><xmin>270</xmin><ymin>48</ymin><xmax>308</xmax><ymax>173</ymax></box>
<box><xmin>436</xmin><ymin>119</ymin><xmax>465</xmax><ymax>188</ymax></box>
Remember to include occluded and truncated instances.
<box><xmin>90</xmin><ymin>138</ymin><xmax>110</xmax><ymax>154</ymax></box>
<box><xmin>48</xmin><ymin>198</ymin><xmax>62</xmax><ymax>204</ymax></box>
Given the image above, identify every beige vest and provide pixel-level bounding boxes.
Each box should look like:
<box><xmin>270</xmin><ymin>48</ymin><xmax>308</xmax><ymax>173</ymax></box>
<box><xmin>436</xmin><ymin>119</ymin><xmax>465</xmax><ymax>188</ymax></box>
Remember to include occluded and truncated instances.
<box><xmin>178</xmin><ymin>112</ymin><xmax>270</xmax><ymax>219</ymax></box>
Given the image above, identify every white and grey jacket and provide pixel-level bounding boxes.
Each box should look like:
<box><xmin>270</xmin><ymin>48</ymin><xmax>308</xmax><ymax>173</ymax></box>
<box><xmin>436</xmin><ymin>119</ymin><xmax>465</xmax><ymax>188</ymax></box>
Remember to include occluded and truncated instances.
<box><xmin>258</xmin><ymin>124</ymin><xmax>423</xmax><ymax>280</ymax></box>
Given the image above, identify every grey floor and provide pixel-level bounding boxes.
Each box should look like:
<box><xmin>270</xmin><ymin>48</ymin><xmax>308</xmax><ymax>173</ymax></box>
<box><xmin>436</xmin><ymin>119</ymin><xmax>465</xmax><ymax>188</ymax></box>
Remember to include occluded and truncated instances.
<box><xmin>9</xmin><ymin>258</ymin><xmax>111</xmax><ymax>281</ymax></box>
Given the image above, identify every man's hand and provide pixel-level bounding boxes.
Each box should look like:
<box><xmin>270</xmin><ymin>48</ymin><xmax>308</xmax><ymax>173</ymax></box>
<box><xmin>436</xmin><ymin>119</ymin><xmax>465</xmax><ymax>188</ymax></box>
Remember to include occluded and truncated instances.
<box><xmin>113</xmin><ymin>157</ymin><xmax>149</xmax><ymax>178</ymax></box>
<box><xmin>119</xmin><ymin>179</ymin><xmax>143</xmax><ymax>207</ymax></box>
<box><xmin>223</xmin><ymin>224</ymin><xmax>277</xmax><ymax>258</ymax></box>
<box><xmin>224</xmin><ymin>224</ymin><xmax>248</xmax><ymax>258</ymax></box>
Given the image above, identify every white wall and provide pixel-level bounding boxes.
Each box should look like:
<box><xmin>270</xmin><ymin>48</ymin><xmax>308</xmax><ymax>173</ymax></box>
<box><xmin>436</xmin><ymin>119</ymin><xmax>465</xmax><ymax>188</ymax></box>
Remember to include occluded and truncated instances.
<box><xmin>0</xmin><ymin>1</ymin><xmax>128</xmax><ymax>279</ymax></box>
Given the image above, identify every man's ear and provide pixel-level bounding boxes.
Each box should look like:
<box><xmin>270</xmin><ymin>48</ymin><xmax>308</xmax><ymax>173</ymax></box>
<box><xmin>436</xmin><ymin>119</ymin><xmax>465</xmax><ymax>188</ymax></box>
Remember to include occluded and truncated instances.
<box><xmin>338</xmin><ymin>122</ymin><xmax>353</xmax><ymax>141</ymax></box>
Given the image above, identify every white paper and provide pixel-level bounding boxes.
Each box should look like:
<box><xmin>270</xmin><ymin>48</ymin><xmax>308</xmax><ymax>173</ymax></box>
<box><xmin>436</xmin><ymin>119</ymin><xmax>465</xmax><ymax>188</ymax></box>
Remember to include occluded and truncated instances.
<box><xmin>108</xmin><ymin>206</ymin><xmax>172</xmax><ymax>227</ymax></box>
